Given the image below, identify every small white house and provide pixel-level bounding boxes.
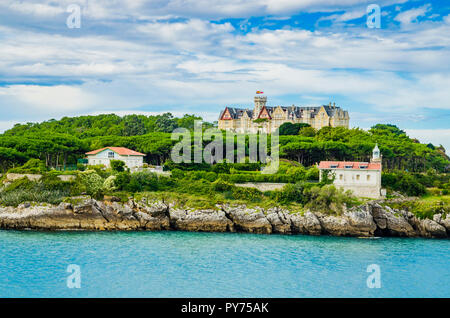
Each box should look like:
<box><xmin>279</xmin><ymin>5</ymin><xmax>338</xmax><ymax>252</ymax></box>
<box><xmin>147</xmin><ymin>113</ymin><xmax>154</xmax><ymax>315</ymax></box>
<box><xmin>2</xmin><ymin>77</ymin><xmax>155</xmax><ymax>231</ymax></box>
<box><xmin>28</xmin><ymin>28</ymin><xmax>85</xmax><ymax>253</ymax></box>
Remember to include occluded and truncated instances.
<box><xmin>85</xmin><ymin>147</ymin><xmax>145</xmax><ymax>169</ymax></box>
<box><xmin>318</xmin><ymin>144</ymin><xmax>383</xmax><ymax>199</ymax></box>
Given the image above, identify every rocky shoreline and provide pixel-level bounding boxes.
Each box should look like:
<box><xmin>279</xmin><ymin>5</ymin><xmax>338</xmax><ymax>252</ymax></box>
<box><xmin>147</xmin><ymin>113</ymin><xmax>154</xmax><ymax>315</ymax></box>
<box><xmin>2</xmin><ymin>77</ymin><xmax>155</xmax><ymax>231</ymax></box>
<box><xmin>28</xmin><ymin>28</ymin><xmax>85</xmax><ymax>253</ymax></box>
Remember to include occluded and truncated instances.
<box><xmin>0</xmin><ymin>196</ymin><xmax>448</xmax><ymax>238</ymax></box>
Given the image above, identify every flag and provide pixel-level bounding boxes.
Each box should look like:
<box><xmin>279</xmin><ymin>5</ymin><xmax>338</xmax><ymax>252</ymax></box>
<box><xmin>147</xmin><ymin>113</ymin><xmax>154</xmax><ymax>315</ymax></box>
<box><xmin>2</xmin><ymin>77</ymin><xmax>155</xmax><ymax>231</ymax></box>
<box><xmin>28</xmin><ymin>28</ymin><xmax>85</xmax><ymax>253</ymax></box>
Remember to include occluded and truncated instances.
<box><xmin>256</xmin><ymin>91</ymin><xmax>264</xmax><ymax>94</ymax></box>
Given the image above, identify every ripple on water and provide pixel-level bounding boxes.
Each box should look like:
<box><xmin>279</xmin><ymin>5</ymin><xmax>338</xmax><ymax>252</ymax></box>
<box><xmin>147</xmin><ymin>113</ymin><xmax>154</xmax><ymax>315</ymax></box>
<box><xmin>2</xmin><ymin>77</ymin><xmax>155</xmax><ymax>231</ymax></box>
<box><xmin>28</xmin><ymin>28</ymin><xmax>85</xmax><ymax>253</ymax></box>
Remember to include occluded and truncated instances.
<box><xmin>0</xmin><ymin>230</ymin><xmax>448</xmax><ymax>297</ymax></box>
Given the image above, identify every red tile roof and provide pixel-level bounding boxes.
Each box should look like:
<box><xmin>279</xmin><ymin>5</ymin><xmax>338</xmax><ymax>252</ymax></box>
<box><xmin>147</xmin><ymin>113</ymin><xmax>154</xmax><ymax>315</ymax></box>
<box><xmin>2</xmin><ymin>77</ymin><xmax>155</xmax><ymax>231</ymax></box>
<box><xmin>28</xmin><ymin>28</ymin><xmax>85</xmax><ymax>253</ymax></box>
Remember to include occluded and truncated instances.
<box><xmin>86</xmin><ymin>147</ymin><xmax>145</xmax><ymax>156</ymax></box>
<box><xmin>318</xmin><ymin>161</ymin><xmax>381</xmax><ymax>170</ymax></box>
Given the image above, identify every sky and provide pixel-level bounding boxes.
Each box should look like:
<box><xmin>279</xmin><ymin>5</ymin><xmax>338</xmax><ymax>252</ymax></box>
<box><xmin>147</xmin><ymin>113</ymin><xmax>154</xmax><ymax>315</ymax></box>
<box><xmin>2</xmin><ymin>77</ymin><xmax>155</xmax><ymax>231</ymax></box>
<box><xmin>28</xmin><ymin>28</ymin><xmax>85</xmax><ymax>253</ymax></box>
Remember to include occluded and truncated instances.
<box><xmin>0</xmin><ymin>0</ymin><xmax>449</xmax><ymax>150</ymax></box>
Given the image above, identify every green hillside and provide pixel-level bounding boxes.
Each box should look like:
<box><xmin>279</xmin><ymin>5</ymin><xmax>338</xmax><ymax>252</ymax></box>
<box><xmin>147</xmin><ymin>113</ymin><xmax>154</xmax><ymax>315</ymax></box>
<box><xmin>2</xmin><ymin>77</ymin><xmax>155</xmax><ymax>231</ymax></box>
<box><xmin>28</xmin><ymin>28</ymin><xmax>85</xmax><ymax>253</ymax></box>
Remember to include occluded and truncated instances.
<box><xmin>0</xmin><ymin>115</ymin><xmax>448</xmax><ymax>174</ymax></box>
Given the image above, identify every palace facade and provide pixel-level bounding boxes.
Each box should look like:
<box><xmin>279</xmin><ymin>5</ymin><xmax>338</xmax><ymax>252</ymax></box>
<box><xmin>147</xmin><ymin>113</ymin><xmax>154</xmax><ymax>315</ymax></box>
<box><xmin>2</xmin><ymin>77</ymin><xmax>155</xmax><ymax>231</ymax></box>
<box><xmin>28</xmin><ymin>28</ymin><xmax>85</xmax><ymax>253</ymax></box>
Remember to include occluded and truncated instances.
<box><xmin>218</xmin><ymin>96</ymin><xmax>349</xmax><ymax>133</ymax></box>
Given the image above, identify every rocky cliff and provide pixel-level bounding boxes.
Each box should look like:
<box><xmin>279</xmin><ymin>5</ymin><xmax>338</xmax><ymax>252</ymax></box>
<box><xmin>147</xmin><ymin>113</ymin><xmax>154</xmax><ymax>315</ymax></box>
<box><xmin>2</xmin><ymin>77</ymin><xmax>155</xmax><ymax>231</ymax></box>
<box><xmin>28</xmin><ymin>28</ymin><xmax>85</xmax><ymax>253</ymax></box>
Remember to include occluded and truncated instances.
<box><xmin>0</xmin><ymin>196</ymin><xmax>448</xmax><ymax>238</ymax></box>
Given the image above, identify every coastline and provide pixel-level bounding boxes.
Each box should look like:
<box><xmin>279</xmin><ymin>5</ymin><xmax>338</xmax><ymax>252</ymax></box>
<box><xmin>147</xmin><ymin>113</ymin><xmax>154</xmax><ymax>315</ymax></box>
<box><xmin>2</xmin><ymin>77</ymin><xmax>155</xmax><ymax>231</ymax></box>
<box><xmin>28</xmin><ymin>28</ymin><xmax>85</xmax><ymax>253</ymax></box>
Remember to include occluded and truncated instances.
<box><xmin>0</xmin><ymin>196</ymin><xmax>448</xmax><ymax>238</ymax></box>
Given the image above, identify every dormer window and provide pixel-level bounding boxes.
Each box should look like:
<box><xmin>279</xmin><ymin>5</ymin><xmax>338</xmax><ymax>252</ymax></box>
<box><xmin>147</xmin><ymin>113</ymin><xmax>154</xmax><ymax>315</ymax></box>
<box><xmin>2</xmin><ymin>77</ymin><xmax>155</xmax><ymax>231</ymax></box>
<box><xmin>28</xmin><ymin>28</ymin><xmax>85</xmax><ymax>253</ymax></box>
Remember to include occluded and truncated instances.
<box><xmin>345</xmin><ymin>164</ymin><xmax>353</xmax><ymax>169</ymax></box>
<box><xmin>359</xmin><ymin>165</ymin><xmax>368</xmax><ymax>169</ymax></box>
<box><xmin>330</xmin><ymin>164</ymin><xmax>338</xmax><ymax>168</ymax></box>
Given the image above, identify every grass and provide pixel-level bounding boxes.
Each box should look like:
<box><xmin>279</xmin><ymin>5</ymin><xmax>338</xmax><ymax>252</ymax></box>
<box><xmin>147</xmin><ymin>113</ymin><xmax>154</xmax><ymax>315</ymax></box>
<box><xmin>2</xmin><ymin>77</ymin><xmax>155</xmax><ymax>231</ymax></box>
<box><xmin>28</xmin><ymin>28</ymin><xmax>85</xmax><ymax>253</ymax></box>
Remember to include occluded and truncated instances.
<box><xmin>420</xmin><ymin>194</ymin><xmax>450</xmax><ymax>203</ymax></box>
<box><xmin>385</xmin><ymin>194</ymin><xmax>450</xmax><ymax>220</ymax></box>
<box><xmin>0</xmin><ymin>188</ymin><xmax>69</xmax><ymax>207</ymax></box>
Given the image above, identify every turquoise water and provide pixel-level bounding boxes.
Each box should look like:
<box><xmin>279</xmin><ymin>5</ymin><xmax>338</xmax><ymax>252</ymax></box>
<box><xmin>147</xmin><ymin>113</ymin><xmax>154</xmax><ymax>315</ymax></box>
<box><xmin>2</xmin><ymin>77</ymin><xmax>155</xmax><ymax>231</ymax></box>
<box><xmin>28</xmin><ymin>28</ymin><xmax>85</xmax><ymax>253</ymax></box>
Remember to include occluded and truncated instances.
<box><xmin>0</xmin><ymin>230</ymin><xmax>448</xmax><ymax>298</ymax></box>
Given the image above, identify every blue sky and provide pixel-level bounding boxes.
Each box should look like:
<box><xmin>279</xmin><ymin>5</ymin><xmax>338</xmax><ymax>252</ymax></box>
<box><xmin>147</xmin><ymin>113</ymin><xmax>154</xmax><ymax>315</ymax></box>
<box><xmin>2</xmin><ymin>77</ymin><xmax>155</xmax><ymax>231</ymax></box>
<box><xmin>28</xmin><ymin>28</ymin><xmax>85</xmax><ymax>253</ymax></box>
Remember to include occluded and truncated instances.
<box><xmin>0</xmin><ymin>0</ymin><xmax>449</xmax><ymax>149</ymax></box>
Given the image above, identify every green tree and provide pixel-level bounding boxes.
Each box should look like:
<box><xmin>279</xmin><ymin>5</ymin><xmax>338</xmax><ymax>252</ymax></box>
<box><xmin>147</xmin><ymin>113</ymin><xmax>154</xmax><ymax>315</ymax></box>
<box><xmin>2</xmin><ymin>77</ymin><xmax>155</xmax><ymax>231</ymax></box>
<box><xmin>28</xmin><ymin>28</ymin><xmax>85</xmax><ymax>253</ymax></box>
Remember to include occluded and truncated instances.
<box><xmin>0</xmin><ymin>147</ymin><xmax>28</xmax><ymax>172</ymax></box>
<box><xmin>155</xmin><ymin>113</ymin><xmax>179</xmax><ymax>133</ymax></box>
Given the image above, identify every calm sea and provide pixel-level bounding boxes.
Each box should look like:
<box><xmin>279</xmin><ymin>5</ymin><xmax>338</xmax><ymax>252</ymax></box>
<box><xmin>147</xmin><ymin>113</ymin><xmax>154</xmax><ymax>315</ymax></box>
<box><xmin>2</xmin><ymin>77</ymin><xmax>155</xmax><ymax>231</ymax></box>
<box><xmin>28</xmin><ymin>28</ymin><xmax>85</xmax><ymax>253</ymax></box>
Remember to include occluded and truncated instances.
<box><xmin>0</xmin><ymin>230</ymin><xmax>448</xmax><ymax>298</ymax></box>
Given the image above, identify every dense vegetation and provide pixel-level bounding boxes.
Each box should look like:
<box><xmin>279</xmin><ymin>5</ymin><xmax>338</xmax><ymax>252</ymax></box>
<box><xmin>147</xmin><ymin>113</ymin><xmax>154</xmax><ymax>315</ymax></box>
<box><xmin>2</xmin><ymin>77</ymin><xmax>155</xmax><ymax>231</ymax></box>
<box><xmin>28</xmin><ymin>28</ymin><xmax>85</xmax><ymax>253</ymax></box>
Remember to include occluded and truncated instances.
<box><xmin>0</xmin><ymin>114</ymin><xmax>449</xmax><ymax>217</ymax></box>
<box><xmin>0</xmin><ymin>158</ymin><xmax>358</xmax><ymax>216</ymax></box>
<box><xmin>1</xmin><ymin>114</ymin><xmax>448</xmax><ymax>175</ymax></box>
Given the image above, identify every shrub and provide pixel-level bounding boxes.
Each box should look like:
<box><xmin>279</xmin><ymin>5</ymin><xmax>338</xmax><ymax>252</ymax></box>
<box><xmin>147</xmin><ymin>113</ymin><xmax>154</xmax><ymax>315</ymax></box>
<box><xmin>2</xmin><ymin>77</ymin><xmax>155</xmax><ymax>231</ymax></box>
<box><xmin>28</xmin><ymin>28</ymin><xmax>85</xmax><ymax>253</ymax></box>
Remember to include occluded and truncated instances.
<box><xmin>212</xmin><ymin>162</ymin><xmax>231</xmax><ymax>174</ymax></box>
<box><xmin>382</xmin><ymin>171</ymin><xmax>427</xmax><ymax>196</ymax></box>
<box><xmin>73</xmin><ymin>170</ymin><xmax>104</xmax><ymax>198</ymax></box>
<box><xmin>103</xmin><ymin>175</ymin><xmax>117</xmax><ymax>192</ymax></box>
<box><xmin>157</xmin><ymin>176</ymin><xmax>175</xmax><ymax>190</ymax></box>
<box><xmin>128</xmin><ymin>171</ymin><xmax>158</xmax><ymax>192</ymax></box>
<box><xmin>171</xmin><ymin>168</ymin><xmax>185</xmax><ymax>179</ymax></box>
<box><xmin>272</xmin><ymin>184</ymin><xmax>299</xmax><ymax>204</ymax></box>
<box><xmin>175</xmin><ymin>178</ymin><xmax>213</xmax><ymax>195</ymax></box>
<box><xmin>204</xmin><ymin>171</ymin><xmax>218</xmax><ymax>182</ymax></box>
<box><xmin>4</xmin><ymin>177</ymin><xmax>34</xmax><ymax>192</ymax></box>
<box><xmin>115</xmin><ymin>171</ymin><xmax>131</xmax><ymax>191</ymax></box>
<box><xmin>229</xmin><ymin>174</ymin><xmax>245</xmax><ymax>183</ymax></box>
<box><xmin>0</xmin><ymin>188</ymin><xmax>68</xmax><ymax>206</ymax></box>
<box><xmin>305</xmin><ymin>166</ymin><xmax>319</xmax><ymax>181</ymax></box>
<box><xmin>0</xmin><ymin>176</ymin><xmax>71</xmax><ymax>206</ymax></box>
<box><xmin>212</xmin><ymin>179</ymin><xmax>234</xmax><ymax>192</ymax></box>
<box><xmin>164</xmin><ymin>160</ymin><xmax>211</xmax><ymax>171</ymax></box>
<box><xmin>231</xmin><ymin>187</ymin><xmax>262</xmax><ymax>202</ymax></box>
<box><xmin>40</xmin><ymin>174</ymin><xmax>73</xmax><ymax>192</ymax></box>
<box><xmin>110</xmin><ymin>160</ymin><xmax>126</xmax><ymax>172</ymax></box>
<box><xmin>303</xmin><ymin>185</ymin><xmax>359</xmax><ymax>214</ymax></box>
<box><xmin>8</xmin><ymin>159</ymin><xmax>47</xmax><ymax>174</ymax></box>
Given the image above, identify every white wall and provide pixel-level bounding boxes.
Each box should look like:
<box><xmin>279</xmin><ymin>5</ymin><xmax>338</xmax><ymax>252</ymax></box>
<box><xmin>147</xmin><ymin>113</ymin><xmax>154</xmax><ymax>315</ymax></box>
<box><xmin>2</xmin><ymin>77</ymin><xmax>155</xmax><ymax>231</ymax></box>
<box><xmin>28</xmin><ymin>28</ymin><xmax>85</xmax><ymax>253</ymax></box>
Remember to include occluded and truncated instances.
<box><xmin>320</xmin><ymin>168</ymin><xmax>382</xmax><ymax>199</ymax></box>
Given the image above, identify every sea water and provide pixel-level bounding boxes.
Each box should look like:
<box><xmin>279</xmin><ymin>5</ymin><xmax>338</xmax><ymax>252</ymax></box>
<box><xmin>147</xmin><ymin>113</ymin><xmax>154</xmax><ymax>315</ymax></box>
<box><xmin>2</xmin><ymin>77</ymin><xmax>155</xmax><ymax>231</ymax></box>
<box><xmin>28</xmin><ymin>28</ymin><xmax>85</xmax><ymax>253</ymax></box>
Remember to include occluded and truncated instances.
<box><xmin>0</xmin><ymin>230</ymin><xmax>448</xmax><ymax>298</ymax></box>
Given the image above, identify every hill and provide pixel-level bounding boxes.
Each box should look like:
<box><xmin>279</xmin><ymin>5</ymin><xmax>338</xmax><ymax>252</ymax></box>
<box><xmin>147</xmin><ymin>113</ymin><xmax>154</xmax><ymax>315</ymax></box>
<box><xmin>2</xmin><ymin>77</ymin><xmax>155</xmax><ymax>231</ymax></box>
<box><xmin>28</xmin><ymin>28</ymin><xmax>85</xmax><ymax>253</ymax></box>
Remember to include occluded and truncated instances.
<box><xmin>0</xmin><ymin>115</ymin><xmax>448</xmax><ymax>173</ymax></box>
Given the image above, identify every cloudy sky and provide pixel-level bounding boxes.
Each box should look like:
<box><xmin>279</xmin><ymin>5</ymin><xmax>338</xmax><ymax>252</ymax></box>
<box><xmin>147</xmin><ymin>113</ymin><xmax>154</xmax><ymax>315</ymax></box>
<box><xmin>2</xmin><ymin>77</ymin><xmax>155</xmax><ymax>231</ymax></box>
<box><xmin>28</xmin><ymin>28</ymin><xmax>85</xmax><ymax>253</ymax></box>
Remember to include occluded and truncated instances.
<box><xmin>0</xmin><ymin>0</ymin><xmax>449</xmax><ymax>149</ymax></box>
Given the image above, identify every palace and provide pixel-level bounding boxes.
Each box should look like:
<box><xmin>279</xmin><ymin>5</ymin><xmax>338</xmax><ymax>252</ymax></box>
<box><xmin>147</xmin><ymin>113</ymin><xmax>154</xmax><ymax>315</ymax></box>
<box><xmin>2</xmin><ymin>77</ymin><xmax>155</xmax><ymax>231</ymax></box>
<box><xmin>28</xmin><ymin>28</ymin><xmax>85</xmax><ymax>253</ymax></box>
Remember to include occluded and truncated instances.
<box><xmin>218</xmin><ymin>96</ymin><xmax>349</xmax><ymax>133</ymax></box>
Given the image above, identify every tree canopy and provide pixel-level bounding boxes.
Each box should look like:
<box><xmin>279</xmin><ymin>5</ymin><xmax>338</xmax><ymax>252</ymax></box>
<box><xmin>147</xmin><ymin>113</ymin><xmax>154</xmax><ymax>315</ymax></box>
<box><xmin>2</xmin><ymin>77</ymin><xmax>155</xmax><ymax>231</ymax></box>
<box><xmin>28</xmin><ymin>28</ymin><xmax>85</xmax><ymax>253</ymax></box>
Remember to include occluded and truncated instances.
<box><xmin>0</xmin><ymin>116</ymin><xmax>448</xmax><ymax>174</ymax></box>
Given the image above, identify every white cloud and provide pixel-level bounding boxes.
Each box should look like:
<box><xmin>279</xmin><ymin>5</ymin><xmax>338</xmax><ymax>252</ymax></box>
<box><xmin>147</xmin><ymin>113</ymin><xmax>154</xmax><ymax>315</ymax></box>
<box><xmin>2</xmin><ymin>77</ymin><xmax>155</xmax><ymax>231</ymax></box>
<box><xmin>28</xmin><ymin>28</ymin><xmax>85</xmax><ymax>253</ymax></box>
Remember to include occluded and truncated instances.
<box><xmin>6</xmin><ymin>1</ymin><xmax>64</xmax><ymax>17</ymax></box>
<box><xmin>0</xmin><ymin>0</ymin><xmax>407</xmax><ymax>20</ymax></box>
<box><xmin>0</xmin><ymin>0</ymin><xmax>448</xmax><ymax>152</ymax></box>
<box><xmin>88</xmin><ymin>110</ymin><xmax>218</xmax><ymax>122</ymax></box>
<box><xmin>394</xmin><ymin>4</ymin><xmax>431</xmax><ymax>27</ymax></box>
<box><xmin>405</xmin><ymin>129</ymin><xmax>450</xmax><ymax>153</ymax></box>
<box><xmin>0</xmin><ymin>84</ymin><xmax>97</xmax><ymax>115</ymax></box>
<box><xmin>0</xmin><ymin>121</ymin><xmax>17</xmax><ymax>134</ymax></box>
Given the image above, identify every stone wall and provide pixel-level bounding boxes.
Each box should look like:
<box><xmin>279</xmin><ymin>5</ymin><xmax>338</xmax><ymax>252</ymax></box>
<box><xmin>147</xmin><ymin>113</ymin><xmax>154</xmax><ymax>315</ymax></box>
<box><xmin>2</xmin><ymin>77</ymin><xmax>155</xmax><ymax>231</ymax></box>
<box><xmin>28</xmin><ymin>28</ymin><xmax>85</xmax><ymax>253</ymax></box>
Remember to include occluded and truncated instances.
<box><xmin>335</xmin><ymin>185</ymin><xmax>381</xmax><ymax>199</ymax></box>
<box><xmin>4</xmin><ymin>173</ymin><xmax>75</xmax><ymax>182</ymax></box>
<box><xmin>6</xmin><ymin>173</ymin><xmax>42</xmax><ymax>182</ymax></box>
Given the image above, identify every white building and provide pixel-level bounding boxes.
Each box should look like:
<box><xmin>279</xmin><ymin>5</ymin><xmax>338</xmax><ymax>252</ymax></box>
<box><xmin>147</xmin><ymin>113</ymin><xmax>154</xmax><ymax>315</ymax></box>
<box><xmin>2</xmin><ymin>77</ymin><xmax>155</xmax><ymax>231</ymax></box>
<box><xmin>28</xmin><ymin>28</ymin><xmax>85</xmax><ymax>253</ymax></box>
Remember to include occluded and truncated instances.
<box><xmin>85</xmin><ymin>147</ymin><xmax>145</xmax><ymax>170</ymax></box>
<box><xmin>318</xmin><ymin>144</ymin><xmax>383</xmax><ymax>199</ymax></box>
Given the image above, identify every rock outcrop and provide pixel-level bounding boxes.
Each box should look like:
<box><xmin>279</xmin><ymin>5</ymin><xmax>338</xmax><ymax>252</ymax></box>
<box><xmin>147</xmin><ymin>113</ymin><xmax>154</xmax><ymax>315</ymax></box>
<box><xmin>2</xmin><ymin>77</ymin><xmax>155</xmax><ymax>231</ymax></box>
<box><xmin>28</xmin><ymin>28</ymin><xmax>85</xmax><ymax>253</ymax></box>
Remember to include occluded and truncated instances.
<box><xmin>371</xmin><ymin>203</ymin><xmax>416</xmax><ymax>237</ymax></box>
<box><xmin>0</xmin><ymin>197</ymin><xmax>448</xmax><ymax>238</ymax></box>
<box><xmin>169</xmin><ymin>207</ymin><xmax>233</xmax><ymax>232</ymax></box>
<box><xmin>290</xmin><ymin>211</ymin><xmax>322</xmax><ymax>235</ymax></box>
<box><xmin>222</xmin><ymin>206</ymin><xmax>272</xmax><ymax>234</ymax></box>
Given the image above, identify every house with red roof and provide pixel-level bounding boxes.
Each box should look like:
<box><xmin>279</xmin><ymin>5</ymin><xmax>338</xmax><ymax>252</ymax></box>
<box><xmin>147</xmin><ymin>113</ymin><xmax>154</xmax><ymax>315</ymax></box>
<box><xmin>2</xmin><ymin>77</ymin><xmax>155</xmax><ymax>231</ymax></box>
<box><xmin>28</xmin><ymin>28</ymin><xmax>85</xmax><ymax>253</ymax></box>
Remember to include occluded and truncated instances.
<box><xmin>86</xmin><ymin>147</ymin><xmax>145</xmax><ymax>170</ymax></box>
<box><xmin>318</xmin><ymin>144</ymin><xmax>384</xmax><ymax>199</ymax></box>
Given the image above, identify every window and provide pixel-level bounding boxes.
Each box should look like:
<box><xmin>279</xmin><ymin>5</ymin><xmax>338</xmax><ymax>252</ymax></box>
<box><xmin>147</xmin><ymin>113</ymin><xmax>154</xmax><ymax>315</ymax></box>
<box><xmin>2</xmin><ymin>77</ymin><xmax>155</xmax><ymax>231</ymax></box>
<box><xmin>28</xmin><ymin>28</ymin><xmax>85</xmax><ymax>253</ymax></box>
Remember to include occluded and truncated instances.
<box><xmin>359</xmin><ymin>165</ymin><xmax>368</xmax><ymax>169</ymax></box>
<box><xmin>339</xmin><ymin>174</ymin><xmax>343</xmax><ymax>180</ymax></box>
<box><xmin>345</xmin><ymin>164</ymin><xmax>353</xmax><ymax>169</ymax></box>
<box><xmin>108</xmin><ymin>151</ymin><xmax>115</xmax><ymax>158</ymax></box>
<box><xmin>356</xmin><ymin>175</ymin><xmax>360</xmax><ymax>181</ymax></box>
<box><xmin>330</xmin><ymin>164</ymin><xmax>338</xmax><ymax>168</ymax></box>
<box><xmin>367</xmin><ymin>175</ymin><xmax>371</xmax><ymax>181</ymax></box>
